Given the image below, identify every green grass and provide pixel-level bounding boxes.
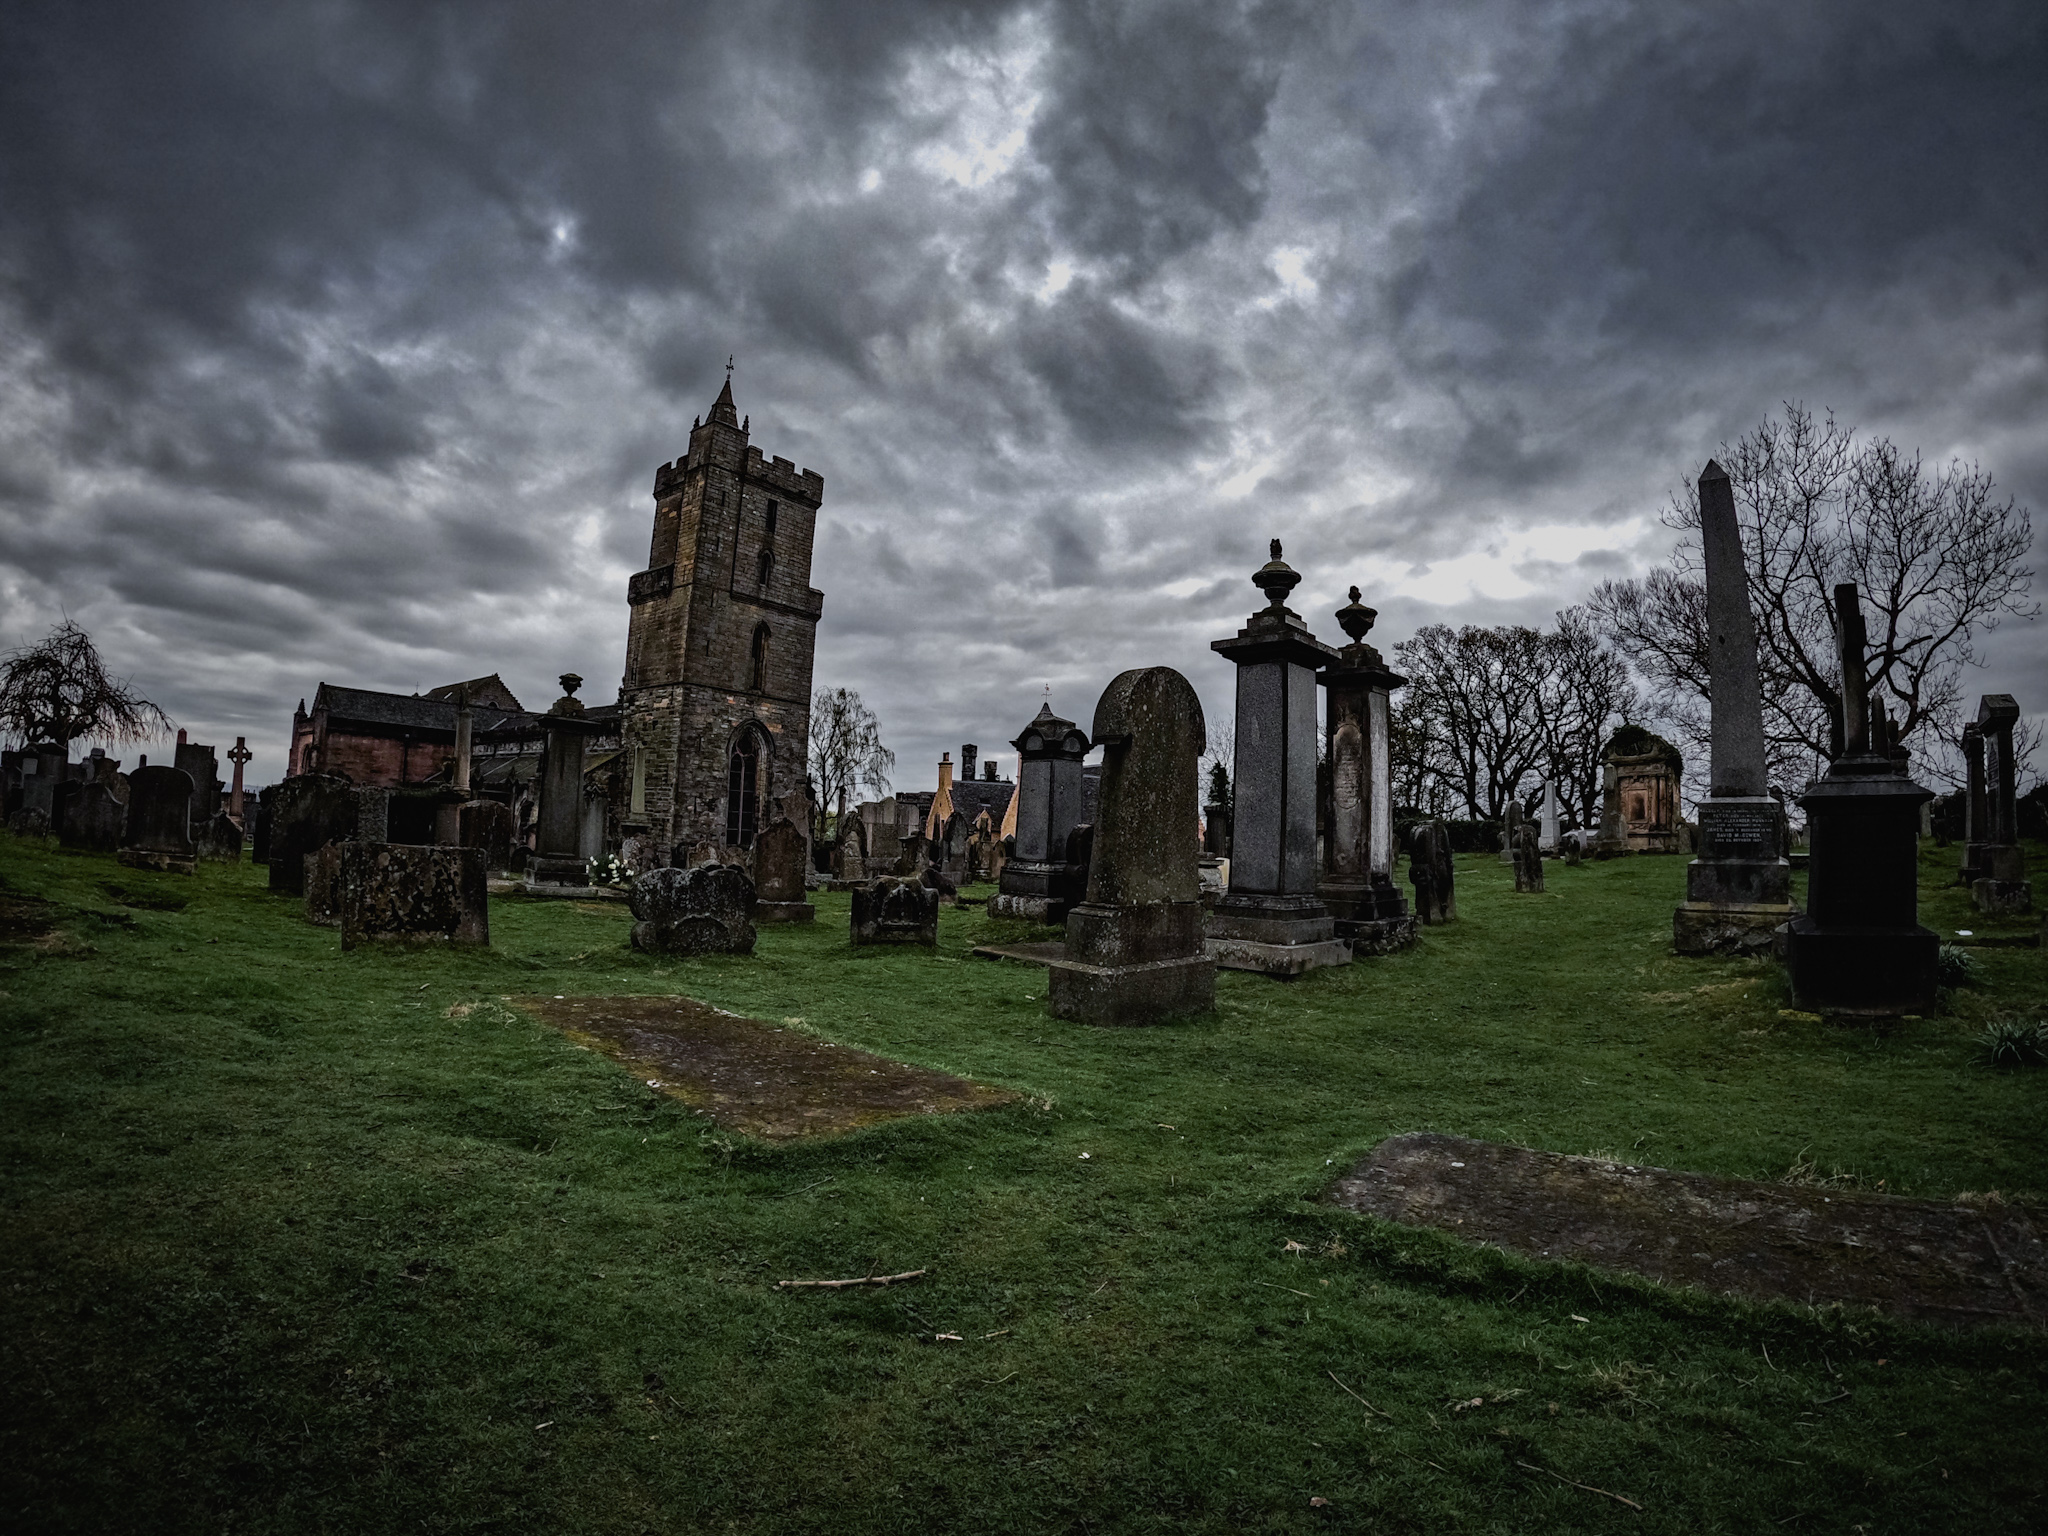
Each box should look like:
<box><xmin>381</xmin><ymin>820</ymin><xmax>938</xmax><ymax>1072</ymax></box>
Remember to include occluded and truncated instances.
<box><xmin>2</xmin><ymin>835</ymin><xmax>2045</xmax><ymax>1535</ymax></box>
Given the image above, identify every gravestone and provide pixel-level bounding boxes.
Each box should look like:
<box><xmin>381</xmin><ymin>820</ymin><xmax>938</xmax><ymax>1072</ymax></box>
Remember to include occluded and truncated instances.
<box><xmin>337</xmin><ymin>844</ymin><xmax>489</xmax><ymax>951</ymax></box>
<box><xmin>15</xmin><ymin>743</ymin><xmax>69</xmax><ymax>820</ymax></box>
<box><xmin>117</xmin><ymin>766</ymin><xmax>198</xmax><ymax>874</ymax></box>
<box><xmin>1783</xmin><ymin>583</ymin><xmax>1938</xmax><ymax>1015</ymax></box>
<box><xmin>1969</xmin><ymin>695</ymin><xmax>2032</xmax><ymax>916</ymax></box>
<box><xmin>305</xmin><ymin>843</ymin><xmax>344</xmax><ymax>926</ymax></box>
<box><xmin>1045</xmin><ymin>667</ymin><xmax>1216</xmax><ymax>1024</ymax></box>
<box><xmin>1591</xmin><ymin>761</ymin><xmax>1628</xmax><ymax>857</ymax></box>
<box><xmin>459</xmin><ymin>799</ymin><xmax>517</xmax><ymax>872</ymax></box>
<box><xmin>528</xmin><ymin>674</ymin><xmax>599</xmax><ymax>890</ymax></box>
<box><xmin>267</xmin><ymin>773</ymin><xmax>358</xmax><ymax>895</ymax></box>
<box><xmin>1960</xmin><ymin>721</ymin><xmax>1989</xmax><ymax>885</ymax></box>
<box><xmin>752</xmin><ymin>818</ymin><xmax>815</xmax><ymax>923</ymax></box>
<box><xmin>1204</xmin><ymin>543</ymin><xmax>1350</xmax><ymax>977</ymax></box>
<box><xmin>252</xmin><ymin>783</ymin><xmax>276</xmax><ymax>864</ymax></box>
<box><xmin>196</xmin><ymin>811</ymin><xmax>244</xmax><ymax>862</ymax></box>
<box><xmin>834</xmin><ymin>815</ymin><xmax>867</xmax><ymax>882</ymax></box>
<box><xmin>1674</xmin><ymin>459</ymin><xmax>1796</xmax><ymax>954</ymax></box>
<box><xmin>174</xmin><ymin>741</ymin><xmax>222</xmax><ymax>829</ymax></box>
<box><xmin>1511</xmin><ymin>819</ymin><xmax>1544</xmax><ymax>893</ymax></box>
<box><xmin>852</xmin><ymin>875</ymin><xmax>941</xmax><ymax>947</ymax></box>
<box><xmin>58</xmin><ymin>781</ymin><xmax>127</xmax><ymax>853</ymax></box>
<box><xmin>1406</xmin><ymin>821</ymin><xmax>1456</xmax><ymax>924</ymax></box>
<box><xmin>1499</xmin><ymin>799</ymin><xmax>1524</xmax><ymax>865</ymax></box>
<box><xmin>630</xmin><ymin>864</ymin><xmax>757</xmax><ymax>955</ymax></box>
<box><xmin>1539</xmin><ymin>780</ymin><xmax>1561</xmax><ymax>855</ymax></box>
<box><xmin>1315</xmin><ymin>584</ymin><xmax>1412</xmax><ymax>949</ymax></box>
<box><xmin>993</xmin><ymin>701</ymin><xmax>1093</xmax><ymax>921</ymax></box>
<box><xmin>866</xmin><ymin>797</ymin><xmax>904</xmax><ymax>878</ymax></box>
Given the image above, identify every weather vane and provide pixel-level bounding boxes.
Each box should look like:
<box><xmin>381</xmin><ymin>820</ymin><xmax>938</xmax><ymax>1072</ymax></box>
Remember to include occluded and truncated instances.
<box><xmin>726</xmin><ymin>355</ymin><xmax>735</xmax><ymax>381</ymax></box>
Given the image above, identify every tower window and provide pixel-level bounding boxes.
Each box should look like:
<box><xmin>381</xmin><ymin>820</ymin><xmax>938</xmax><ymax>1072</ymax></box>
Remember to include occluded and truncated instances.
<box><xmin>756</xmin><ymin>546</ymin><xmax>774</xmax><ymax>586</ymax></box>
<box><xmin>765</xmin><ymin>500</ymin><xmax>779</xmax><ymax>536</ymax></box>
<box><xmin>750</xmin><ymin>622</ymin><xmax>770</xmax><ymax>692</ymax></box>
<box><xmin>725</xmin><ymin>730</ymin><xmax>763</xmax><ymax>848</ymax></box>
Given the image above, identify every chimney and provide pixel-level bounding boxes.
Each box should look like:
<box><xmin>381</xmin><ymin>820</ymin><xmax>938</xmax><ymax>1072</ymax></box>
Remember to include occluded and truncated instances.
<box><xmin>961</xmin><ymin>743</ymin><xmax>978</xmax><ymax>783</ymax></box>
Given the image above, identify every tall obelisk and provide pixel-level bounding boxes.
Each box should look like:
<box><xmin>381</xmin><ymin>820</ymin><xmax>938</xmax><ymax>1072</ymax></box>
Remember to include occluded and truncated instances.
<box><xmin>1673</xmin><ymin>460</ymin><xmax>1795</xmax><ymax>954</ymax></box>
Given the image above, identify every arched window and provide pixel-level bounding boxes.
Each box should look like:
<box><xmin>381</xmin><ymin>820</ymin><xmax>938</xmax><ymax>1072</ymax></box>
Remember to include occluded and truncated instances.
<box><xmin>756</xmin><ymin>546</ymin><xmax>774</xmax><ymax>586</ymax></box>
<box><xmin>726</xmin><ymin>728</ymin><xmax>765</xmax><ymax>847</ymax></box>
<box><xmin>750</xmin><ymin>622</ymin><xmax>770</xmax><ymax>692</ymax></box>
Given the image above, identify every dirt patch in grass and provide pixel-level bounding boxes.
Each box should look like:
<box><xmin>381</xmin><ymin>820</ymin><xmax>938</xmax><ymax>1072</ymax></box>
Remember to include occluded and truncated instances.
<box><xmin>514</xmin><ymin>993</ymin><xmax>1016</xmax><ymax>1140</ymax></box>
<box><xmin>1332</xmin><ymin>1131</ymin><xmax>2048</xmax><ymax>1330</ymax></box>
<box><xmin>0</xmin><ymin>890</ymin><xmax>57</xmax><ymax>940</ymax></box>
<box><xmin>95</xmin><ymin>881</ymin><xmax>187</xmax><ymax>911</ymax></box>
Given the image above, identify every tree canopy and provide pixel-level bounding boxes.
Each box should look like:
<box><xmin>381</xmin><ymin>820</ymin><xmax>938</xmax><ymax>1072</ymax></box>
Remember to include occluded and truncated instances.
<box><xmin>0</xmin><ymin>619</ymin><xmax>173</xmax><ymax>749</ymax></box>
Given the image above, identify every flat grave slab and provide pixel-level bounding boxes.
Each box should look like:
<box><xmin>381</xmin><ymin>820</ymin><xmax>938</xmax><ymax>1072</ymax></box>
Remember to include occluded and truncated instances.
<box><xmin>970</xmin><ymin>940</ymin><xmax>1064</xmax><ymax>966</ymax></box>
<box><xmin>1329</xmin><ymin>1131</ymin><xmax>2047</xmax><ymax>1331</ymax></box>
<box><xmin>514</xmin><ymin>994</ymin><xmax>1014</xmax><ymax>1141</ymax></box>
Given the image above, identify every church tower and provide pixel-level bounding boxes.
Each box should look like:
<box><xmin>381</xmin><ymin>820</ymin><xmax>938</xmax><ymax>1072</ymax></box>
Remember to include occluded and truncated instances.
<box><xmin>620</xmin><ymin>377</ymin><xmax>824</xmax><ymax>855</ymax></box>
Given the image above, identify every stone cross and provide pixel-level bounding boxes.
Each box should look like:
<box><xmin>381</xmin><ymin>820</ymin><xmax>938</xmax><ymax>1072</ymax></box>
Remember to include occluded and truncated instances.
<box><xmin>227</xmin><ymin>737</ymin><xmax>253</xmax><ymax>819</ymax></box>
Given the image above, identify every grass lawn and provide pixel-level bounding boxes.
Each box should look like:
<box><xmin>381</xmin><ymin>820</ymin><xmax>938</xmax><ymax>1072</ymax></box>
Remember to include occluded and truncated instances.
<box><xmin>3</xmin><ymin>834</ymin><xmax>2045</xmax><ymax>1535</ymax></box>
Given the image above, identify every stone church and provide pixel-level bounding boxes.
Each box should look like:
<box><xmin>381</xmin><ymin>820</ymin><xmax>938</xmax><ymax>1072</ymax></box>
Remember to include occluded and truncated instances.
<box><xmin>618</xmin><ymin>378</ymin><xmax>825</xmax><ymax>856</ymax></box>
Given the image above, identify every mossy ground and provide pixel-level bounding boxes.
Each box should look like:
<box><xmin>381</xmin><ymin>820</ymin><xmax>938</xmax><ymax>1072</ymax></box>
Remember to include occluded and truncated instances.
<box><xmin>2</xmin><ymin>835</ymin><xmax>2044</xmax><ymax>1535</ymax></box>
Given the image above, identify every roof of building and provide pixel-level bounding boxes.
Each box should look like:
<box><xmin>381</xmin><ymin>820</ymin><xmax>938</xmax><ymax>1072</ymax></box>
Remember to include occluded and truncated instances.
<box><xmin>424</xmin><ymin>674</ymin><xmax>525</xmax><ymax>712</ymax></box>
<box><xmin>311</xmin><ymin>683</ymin><xmax>532</xmax><ymax>737</ymax></box>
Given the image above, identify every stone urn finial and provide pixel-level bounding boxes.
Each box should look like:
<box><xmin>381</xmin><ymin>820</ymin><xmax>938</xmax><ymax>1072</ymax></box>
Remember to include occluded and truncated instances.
<box><xmin>1336</xmin><ymin>584</ymin><xmax>1377</xmax><ymax>643</ymax></box>
<box><xmin>550</xmin><ymin>673</ymin><xmax>587</xmax><ymax>717</ymax></box>
<box><xmin>559</xmin><ymin>673</ymin><xmax>582</xmax><ymax>696</ymax></box>
<box><xmin>1252</xmin><ymin>540</ymin><xmax>1301</xmax><ymax>611</ymax></box>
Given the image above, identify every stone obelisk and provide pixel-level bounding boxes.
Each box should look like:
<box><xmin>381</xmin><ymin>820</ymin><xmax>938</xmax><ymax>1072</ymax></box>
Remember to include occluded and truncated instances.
<box><xmin>1673</xmin><ymin>460</ymin><xmax>1795</xmax><ymax>954</ymax></box>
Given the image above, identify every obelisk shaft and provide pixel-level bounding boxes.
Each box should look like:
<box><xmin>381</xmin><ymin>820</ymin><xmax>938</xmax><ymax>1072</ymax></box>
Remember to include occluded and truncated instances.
<box><xmin>1700</xmin><ymin>462</ymin><xmax>1767</xmax><ymax>797</ymax></box>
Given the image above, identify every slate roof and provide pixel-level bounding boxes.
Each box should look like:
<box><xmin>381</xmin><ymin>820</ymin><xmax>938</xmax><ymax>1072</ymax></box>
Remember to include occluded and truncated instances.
<box><xmin>423</xmin><ymin>674</ymin><xmax>525</xmax><ymax>712</ymax></box>
<box><xmin>311</xmin><ymin>683</ymin><xmax>533</xmax><ymax>738</ymax></box>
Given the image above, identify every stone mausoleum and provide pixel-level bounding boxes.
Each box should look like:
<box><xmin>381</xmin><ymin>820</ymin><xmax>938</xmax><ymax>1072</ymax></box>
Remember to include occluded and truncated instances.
<box><xmin>618</xmin><ymin>378</ymin><xmax>825</xmax><ymax>856</ymax></box>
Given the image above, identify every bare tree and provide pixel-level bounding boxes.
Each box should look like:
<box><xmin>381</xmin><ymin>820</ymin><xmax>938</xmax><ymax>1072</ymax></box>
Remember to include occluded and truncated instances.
<box><xmin>807</xmin><ymin>687</ymin><xmax>895</xmax><ymax>843</ymax></box>
<box><xmin>1590</xmin><ymin>404</ymin><xmax>2036</xmax><ymax>790</ymax></box>
<box><xmin>1392</xmin><ymin>612</ymin><xmax>1635</xmax><ymax>822</ymax></box>
<box><xmin>0</xmin><ymin>619</ymin><xmax>173</xmax><ymax>749</ymax></box>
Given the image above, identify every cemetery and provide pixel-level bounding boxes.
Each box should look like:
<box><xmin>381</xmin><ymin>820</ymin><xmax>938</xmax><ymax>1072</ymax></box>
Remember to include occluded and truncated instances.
<box><xmin>3</xmin><ymin>394</ymin><xmax>2044</xmax><ymax>1530</ymax></box>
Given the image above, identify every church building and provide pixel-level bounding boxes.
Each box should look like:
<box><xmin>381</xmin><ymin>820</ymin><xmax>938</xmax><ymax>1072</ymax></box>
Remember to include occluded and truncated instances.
<box><xmin>618</xmin><ymin>378</ymin><xmax>825</xmax><ymax>855</ymax></box>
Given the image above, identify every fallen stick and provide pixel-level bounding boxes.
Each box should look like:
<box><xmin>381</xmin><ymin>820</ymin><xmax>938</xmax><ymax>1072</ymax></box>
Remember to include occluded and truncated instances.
<box><xmin>1327</xmin><ymin>1371</ymin><xmax>1390</xmax><ymax>1417</ymax></box>
<box><xmin>1259</xmin><ymin>1281</ymin><xmax>1316</xmax><ymax>1299</ymax></box>
<box><xmin>1517</xmin><ymin>1461</ymin><xmax>1643</xmax><ymax>1511</ymax></box>
<box><xmin>776</xmin><ymin>1269</ymin><xmax>927</xmax><ymax>1290</ymax></box>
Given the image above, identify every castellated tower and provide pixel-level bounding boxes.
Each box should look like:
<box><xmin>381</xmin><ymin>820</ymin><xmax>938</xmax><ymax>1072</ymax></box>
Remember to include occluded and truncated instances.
<box><xmin>620</xmin><ymin>378</ymin><xmax>824</xmax><ymax>856</ymax></box>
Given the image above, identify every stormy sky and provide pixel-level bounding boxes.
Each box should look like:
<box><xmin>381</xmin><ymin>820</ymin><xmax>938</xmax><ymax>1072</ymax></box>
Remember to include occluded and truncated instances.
<box><xmin>3</xmin><ymin>0</ymin><xmax>2043</xmax><ymax>794</ymax></box>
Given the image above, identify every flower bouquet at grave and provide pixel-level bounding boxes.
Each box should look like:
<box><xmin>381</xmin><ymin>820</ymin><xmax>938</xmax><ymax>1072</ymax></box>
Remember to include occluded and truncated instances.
<box><xmin>587</xmin><ymin>852</ymin><xmax>634</xmax><ymax>889</ymax></box>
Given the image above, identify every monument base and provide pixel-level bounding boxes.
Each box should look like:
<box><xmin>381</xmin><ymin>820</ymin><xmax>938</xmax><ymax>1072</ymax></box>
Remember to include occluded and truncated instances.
<box><xmin>1204</xmin><ymin>892</ymin><xmax>1350</xmax><ymax>976</ymax></box>
<box><xmin>1672</xmin><ymin>901</ymin><xmax>1796</xmax><ymax>956</ymax></box>
<box><xmin>526</xmin><ymin>855</ymin><xmax>588</xmax><ymax>890</ymax></box>
<box><xmin>1783</xmin><ymin>916</ymin><xmax>1940</xmax><ymax>1018</ymax></box>
<box><xmin>753</xmin><ymin>900</ymin><xmax>817</xmax><ymax>924</ymax></box>
<box><xmin>117</xmin><ymin>848</ymin><xmax>196</xmax><ymax>875</ymax></box>
<box><xmin>1045</xmin><ymin>953</ymin><xmax>1216</xmax><ymax>1026</ymax></box>
<box><xmin>990</xmin><ymin>892</ymin><xmax>1060</xmax><ymax>922</ymax></box>
<box><xmin>1205</xmin><ymin>935</ymin><xmax>1354</xmax><ymax>975</ymax></box>
<box><xmin>1971</xmin><ymin>879</ymin><xmax>2033</xmax><ymax>917</ymax></box>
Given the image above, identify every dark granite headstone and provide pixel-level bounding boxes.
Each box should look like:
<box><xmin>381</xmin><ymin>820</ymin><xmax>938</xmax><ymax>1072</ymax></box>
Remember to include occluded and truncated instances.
<box><xmin>1406</xmin><ymin>822</ymin><xmax>1455</xmax><ymax>924</ymax></box>
<box><xmin>630</xmin><ymin>864</ymin><xmax>757</xmax><ymax>955</ymax></box>
<box><xmin>1970</xmin><ymin>694</ymin><xmax>2031</xmax><ymax>915</ymax></box>
<box><xmin>118</xmin><ymin>765</ymin><xmax>198</xmax><ymax>874</ymax></box>
<box><xmin>252</xmin><ymin>784</ymin><xmax>276</xmax><ymax>864</ymax></box>
<box><xmin>58</xmin><ymin>781</ymin><xmax>127</xmax><ymax>853</ymax></box>
<box><xmin>267</xmin><ymin>773</ymin><xmax>358</xmax><ymax>895</ymax></box>
<box><xmin>174</xmin><ymin>742</ymin><xmax>221</xmax><ymax>828</ymax></box>
<box><xmin>197</xmin><ymin>811</ymin><xmax>244</xmax><ymax>862</ymax></box>
<box><xmin>1044</xmin><ymin>667</ymin><xmax>1215</xmax><ymax>1024</ymax></box>
<box><xmin>852</xmin><ymin>876</ymin><xmax>940</xmax><ymax>947</ymax></box>
<box><xmin>752</xmin><ymin>818</ymin><xmax>815</xmax><ymax>923</ymax></box>
<box><xmin>337</xmin><ymin>844</ymin><xmax>489</xmax><ymax>951</ymax></box>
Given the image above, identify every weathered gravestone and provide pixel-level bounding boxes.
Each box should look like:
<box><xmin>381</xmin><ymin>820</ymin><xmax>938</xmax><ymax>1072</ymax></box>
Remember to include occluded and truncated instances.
<box><xmin>1315</xmin><ymin>584</ymin><xmax>1412</xmax><ymax>950</ymax></box>
<box><xmin>118</xmin><ymin>766</ymin><xmax>198</xmax><ymax>874</ymax></box>
<box><xmin>864</xmin><ymin>798</ymin><xmax>903</xmax><ymax>878</ymax></box>
<box><xmin>851</xmin><ymin>875</ymin><xmax>941</xmax><ymax>948</ymax></box>
<box><xmin>252</xmin><ymin>783</ymin><xmax>276</xmax><ymax>864</ymax></box>
<box><xmin>1511</xmin><ymin>819</ymin><xmax>1544</xmax><ymax>893</ymax></box>
<box><xmin>174</xmin><ymin>741</ymin><xmax>222</xmax><ymax>830</ymax></box>
<box><xmin>752</xmin><ymin>818</ymin><xmax>815</xmax><ymax>923</ymax></box>
<box><xmin>196</xmin><ymin>810</ymin><xmax>244</xmax><ymax>862</ymax></box>
<box><xmin>58</xmin><ymin>781</ymin><xmax>127</xmax><ymax>853</ymax></box>
<box><xmin>1045</xmin><ymin>667</ymin><xmax>1215</xmax><ymax>1025</ymax></box>
<box><xmin>1539</xmin><ymin>780</ymin><xmax>1561</xmax><ymax>855</ymax></box>
<box><xmin>528</xmin><ymin>674</ymin><xmax>600</xmax><ymax>890</ymax></box>
<box><xmin>305</xmin><ymin>843</ymin><xmax>344</xmax><ymax>927</ymax></box>
<box><xmin>1968</xmin><ymin>694</ymin><xmax>2032</xmax><ymax>916</ymax></box>
<box><xmin>458</xmin><ymin>799</ymin><xmax>517</xmax><ymax>872</ymax></box>
<box><xmin>337</xmin><ymin>844</ymin><xmax>489</xmax><ymax>951</ymax></box>
<box><xmin>1590</xmin><ymin>760</ymin><xmax>1628</xmax><ymax>858</ymax></box>
<box><xmin>993</xmin><ymin>701</ymin><xmax>1092</xmax><ymax>921</ymax></box>
<box><xmin>630</xmin><ymin>864</ymin><xmax>757</xmax><ymax>955</ymax></box>
<box><xmin>1673</xmin><ymin>459</ymin><xmax>1795</xmax><ymax>955</ymax></box>
<box><xmin>1406</xmin><ymin>821</ymin><xmax>1456</xmax><ymax>924</ymax></box>
<box><xmin>1499</xmin><ymin>799</ymin><xmax>1523</xmax><ymax>866</ymax></box>
<box><xmin>1204</xmin><ymin>543</ymin><xmax>1350</xmax><ymax>977</ymax></box>
<box><xmin>267</xmin><ymin>773</ymin><xmax>358</xmax><ymax>895</ymax></box>
<box><xmin>1783</xmin><ymin>583</ymin><xmax>1938</xmax><ymax>1016</ymax></box>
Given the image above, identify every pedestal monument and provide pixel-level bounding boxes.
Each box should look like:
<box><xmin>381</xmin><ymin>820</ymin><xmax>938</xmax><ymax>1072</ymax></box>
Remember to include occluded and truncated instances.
<box><xmin>1203</xmin><ymin>543</ymin><xmax>1350</xmax><ymax>976</ymax></box>
<box><xmin>1673</xmin><ymin>459</ymin><xmax>1796</xmax><ymax>954</ymax></box>
<box><xmin>526</xmin><ymin>674</ymin><xmax>603</xmax><ymax>892</ymax></box>
<box><xmin>1968</xmin><ymin>694</ymin><xmax>2032</xmax><ymax>915</ymax></box>
<box><xmin>1314</xmin><ymin>584</ymin><xmax>1413</xmax><ymax>952</ymax></box>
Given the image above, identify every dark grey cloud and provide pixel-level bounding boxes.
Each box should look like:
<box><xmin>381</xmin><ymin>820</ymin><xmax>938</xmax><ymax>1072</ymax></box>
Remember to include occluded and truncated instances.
<box><xmin>0</xmin><ymin>0</ymin><xmax>2042</xmax><ymax>790</ymax></box>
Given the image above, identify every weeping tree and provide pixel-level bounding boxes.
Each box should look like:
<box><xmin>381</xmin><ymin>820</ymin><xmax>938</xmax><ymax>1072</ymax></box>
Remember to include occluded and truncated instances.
<box><xmin>0</xmin><ymin>619</ymin><xmax>173</xmax><ymax>749</ymax></box>
<box><xmin>806</xmin><ymin>686</ymin><xmax>895</xmax><ymax>844</ymax></box>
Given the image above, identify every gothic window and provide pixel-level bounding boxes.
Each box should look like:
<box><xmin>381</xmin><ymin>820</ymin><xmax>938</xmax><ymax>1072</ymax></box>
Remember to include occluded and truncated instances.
<box><xmin>765</xmin><ymin>499</ymin><xmax>779</xmax><ymax>536</ymax></box>
<box><xmin>756</xmin><ymin>546</ymin><xmax>774</xmax><ymax>586</ymax></box>
<box><xmin>725</xmin><ymin>729</ymin><xmax>764</xmax><ymax>847</ymax></box>
<box><xmin>750</xmin><ymin>623</ymin><xmax>770</xmax><ymax>692</ymax></box>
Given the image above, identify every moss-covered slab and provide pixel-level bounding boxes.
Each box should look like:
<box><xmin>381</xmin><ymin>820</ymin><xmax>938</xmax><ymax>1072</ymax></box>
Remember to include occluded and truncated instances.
<box><xmin>514</xmin><ymin>994</ymin><xmax>1015</xmax><ymax>1140</ymax></box>
<box><xmin>1331</xmin><ymin>1131</ymin><xmax>2048</xmax><ymax>1330</ymax></box>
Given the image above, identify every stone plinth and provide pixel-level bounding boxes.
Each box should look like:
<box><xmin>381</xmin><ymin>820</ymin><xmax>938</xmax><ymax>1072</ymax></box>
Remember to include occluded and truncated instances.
<box><xmin>852</xmin><ymin>877</ymin><xmax>939</xmax><ymax>947</ymax></box>
<box><xmin>337</xmin><ymin>844</ymin><xmax>489</xmax><ymax>950</ymax></box>
<box><xmin>1971</xmin><ymin>879</ymin><xmax>2033</xmax><ymax>917</ymax></box>
<box><xmin>1316</xmin><ymin>584</ymin><xmax>1409</xmax><ymax>942</ymax></box>
<box><xmin>1043</xmin><ymin>667</ymin><xmax>1215</xmax><ymax>1024</ymax></box>
<box><xmin>1674</xmin><ymin>797</ymin><xmax>1794</xmax><ymax>955</ymax></box>
<box><xmin>630</xmin><ymin>864</ymin><xmax>757</xmax><ymax>955</ymax></box>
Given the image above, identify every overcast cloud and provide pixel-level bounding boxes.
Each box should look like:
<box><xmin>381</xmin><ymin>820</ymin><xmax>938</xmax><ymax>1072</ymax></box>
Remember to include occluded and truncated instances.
<box><xmin>2</xmin><ymin>0</ymin><xmax>2042</xmax><ymax>790</ymax></box>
